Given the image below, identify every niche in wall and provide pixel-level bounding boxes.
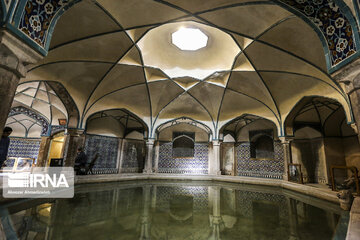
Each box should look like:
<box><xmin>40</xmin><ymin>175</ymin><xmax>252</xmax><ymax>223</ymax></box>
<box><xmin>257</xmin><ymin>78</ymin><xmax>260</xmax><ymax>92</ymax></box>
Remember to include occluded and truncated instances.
<box><xmin>172</xmin><ymin>132</ymin><xmax>195</xmax><ymax>158</ymax></box>
<box><xmin>249</xmin><ymin>130</ymin><xmax>274</xmax><ymax>159</ymax></box>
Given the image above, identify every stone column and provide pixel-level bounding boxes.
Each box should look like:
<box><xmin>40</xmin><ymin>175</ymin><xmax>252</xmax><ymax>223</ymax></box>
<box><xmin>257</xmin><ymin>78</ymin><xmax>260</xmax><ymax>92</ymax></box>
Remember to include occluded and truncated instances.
<box><xmin>0</xmin><ymin>31</ymin><xmax>42</xmax><ymax>136</ymax></box>
<box><xmin>280</xmin><ymin>137</ymin><xmax>293</xmax><ymax>181</ymax></box>
<box><xmin>209</xmin><ymin>140</ymin><xmax>222</xmax><ymax>175</ymax></box>
<box><xmin>139</xmin><ymin>185</ymin><xmax>151</xmax><ymax>239</ymax></box>
<box><xmin>36</xmin><ymin>136</ymin><xmax>51</xmax><ymax>167</ymax></box>
<box><xmin>116</xmin><ymin>138</ymin><xmax>124</xmax><ymax>174</ymax></box>
<box><xmin>209</xmin><ymin>186</ymin><xmax>223</xmax><ymax>239</ymax></box>
<box><xmin>332</xmin><ymin>58</ymin><xmax>360</xmax><ymax>142</ymax></box>
<box><xmin>63</xmin><ymin>129</ymin><xmax>85</xmax><ymax>167</ymax></box>
<box><xmin>153</xmin><ymin>141</ymin><xmax>160</xmax><ymax>173</ymax></box>
<box><xmin>143</xmin><ymin>139</ymin><xmax>154</xmax><ymax>173</ymax></box>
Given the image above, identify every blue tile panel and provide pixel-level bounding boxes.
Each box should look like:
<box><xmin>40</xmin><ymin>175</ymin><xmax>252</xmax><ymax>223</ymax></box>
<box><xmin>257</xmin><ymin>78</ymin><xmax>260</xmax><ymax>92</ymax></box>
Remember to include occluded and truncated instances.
<box><xmin>121</xmin><ymin>140</ymin><xmax>145</xmax><ymax>173</ymax></box>
<box><xmin>235</xmin><ymin>190</ymin><xmax>288</xmax><ymax>219</ymax></box>
<box><xmin>8</xmin><ymin>138</ymin><xmax>41</xmax><ymax>161</ymax></box>
<box><xmin>84</xmin><ymin>134</ymin><xmax>118</xmax><ymax>169</ymax></box>
<box><xmin>236</xmin><ymin>141</ymin><xmax>284</xmax><ymax>179</ymax></box>
<box><xmin>156</xmin><ymin>186</ymin><xmax>209</xmax><ymax>213</ymax></box>
<box><xmin>158</xmin><ymin>142</ymin><xmax>208</xmax><ymax>174</ymax></box>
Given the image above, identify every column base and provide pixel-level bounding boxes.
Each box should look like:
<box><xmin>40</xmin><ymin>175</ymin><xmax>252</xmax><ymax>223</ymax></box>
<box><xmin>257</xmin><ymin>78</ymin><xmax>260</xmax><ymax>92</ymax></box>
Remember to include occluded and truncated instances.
<box><xmin>143</xmin><ymin>169</ymin><xmax>153</xmax><ymax>174</ymax></box>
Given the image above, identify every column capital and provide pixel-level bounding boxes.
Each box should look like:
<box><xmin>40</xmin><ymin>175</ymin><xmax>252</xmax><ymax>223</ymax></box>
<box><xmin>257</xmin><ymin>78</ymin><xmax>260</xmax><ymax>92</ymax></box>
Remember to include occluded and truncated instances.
<box><xmin>279</xmin><ymin>136</ymin><xmax>294</xmax><ymax>144</ymax></box>
<box><xmin>65</xmin><ymin>128</ymin><xmax>84</xmax><ymax>136</ymax></box>
<box><xmin>212</xmin><ymin>140</ymin><xmax>222</xmax><ymax>146</ymax></box>
<box><xmin>0</xmin><ymin>30</ymin><xmax>42</xmax><ymax>77</ymax></box>
<box><xmin>145</xmin><ymin>138</ymin><xmax>155</xmax><ymax>145</ymax></box>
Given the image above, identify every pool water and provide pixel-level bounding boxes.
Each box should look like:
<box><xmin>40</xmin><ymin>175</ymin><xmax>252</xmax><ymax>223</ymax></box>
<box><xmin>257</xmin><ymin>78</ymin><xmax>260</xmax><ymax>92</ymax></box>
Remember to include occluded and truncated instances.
<box><xmin>1</xmin><ymin>181</ymin><xmax>345</xmax><ymax>240</ymax></box>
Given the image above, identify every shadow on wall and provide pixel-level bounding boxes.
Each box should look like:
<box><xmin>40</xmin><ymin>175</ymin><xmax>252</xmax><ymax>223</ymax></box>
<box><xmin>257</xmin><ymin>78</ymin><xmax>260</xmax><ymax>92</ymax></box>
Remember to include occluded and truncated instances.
<box><xmin>295</xmin><ymin>140</ymin><xmax>322</xmax><ymax>183</ymax></box>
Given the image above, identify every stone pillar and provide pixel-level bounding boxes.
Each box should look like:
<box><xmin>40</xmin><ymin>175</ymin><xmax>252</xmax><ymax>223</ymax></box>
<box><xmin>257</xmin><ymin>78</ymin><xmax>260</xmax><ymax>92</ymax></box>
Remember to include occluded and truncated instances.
<box><xmin>209</xmin><ymin>186</ymin><xmax>223</xmax><ymax>239</ymax></box>
<box><xmin>116</xmin><ymin>138</ymin><xmax>124</xmax><ymax>174</ymax></box>
<box><xmin>63</xmin><ymin>129</ymin><xmax>85</xmax><ymax>167</ymax></box>
<box><xmin>0</xmin><ymin>31</ymin><xmax>42</xmax><ymax>136</ymax></box>
<box><xmin>139</xmin><ymin>185</ymin><xmax>151</xmax><ymax>239</ymax></box>
<box><xmin>153</xmin><ymin>141</ymin><xmax>160</xmax><ymax>173</ymax></box>
<box><xmin>36</xmin><ymin>136</ymin><xmax>51</xmax><ymax>167</ymax></box>
<box><xmin>332</xmin><ymin>58</ymin><xmax>360</xmax><ymax>142</ymax></box>
<box><xmin>143</xmin><ymin>139</ymin><xmax>154</xmax><ymax>173</ymax></box>
<box><xmin>280</xmin><ymin>137</ymin><xmax>293</xmax><ymax>181</ymax></box>
<box><xmin>209</xmin><ymin>140</ymin><xmax>222</xmax><ymax>175</ymax></box>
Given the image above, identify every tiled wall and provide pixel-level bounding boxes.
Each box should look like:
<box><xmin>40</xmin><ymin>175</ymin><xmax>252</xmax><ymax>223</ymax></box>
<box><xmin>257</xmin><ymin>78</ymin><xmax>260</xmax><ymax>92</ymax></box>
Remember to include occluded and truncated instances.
<box><xmin>85</xmin><ymin>134</ymin><xmax>119</xmax><ymax>169</ymax></box>
<box><xmin>156</xmin><ymin>186</ymin><xmax>208</xmax><ymax>212</ymax></box>
<box><xmin>8</xmin><ymin>138</ymin><xmax>41</xmax><ymax>161</ymax></box>
<box><xmin>121</xmin><ymin>140</ymin><xmax>145</xmax><ymax>173</ymax></box>
<box><xmin>158</xmin><ymin>142</ymin><xmax>209</xmax><ymax>174</ymax></box>
<box><xmin>236</xmin><ymin>141</ymin><xmax>284</xmax><ymax>179</ymax></box>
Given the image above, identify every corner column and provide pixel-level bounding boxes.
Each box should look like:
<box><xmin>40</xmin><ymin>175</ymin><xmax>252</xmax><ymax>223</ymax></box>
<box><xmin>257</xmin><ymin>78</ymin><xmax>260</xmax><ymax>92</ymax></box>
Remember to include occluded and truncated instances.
<box><xmin>36</xmin><ymin>136</ymin><xmax>51</xmax><ymax>166</ymax></box>
<box><xmin>280</xmin><ymin>137</ymin><xmax>293</xmax><ymax>181</ymax></box>
<box><xmin>63</xmin><ymin>129</ymin><xmax>85</xmax><ymax>167</ymax></box>
<box><xmin>209</xmin><ymin>140</ymin><xmax>222</xmax><ymax>175</ymax></box>
<box><xmin>143</xmin><ymin>139</ymin><xmax>154</xmax><ymax>173</ymax></box>
<box><xmin>0</xmin><ymin>31</ymin><xmax>42</xmax><ymax>136</ymax></box>
<box><xmin>332</xmin><ymin>58</ymin><xmax>360</xmax><ymax>142</ymax></box>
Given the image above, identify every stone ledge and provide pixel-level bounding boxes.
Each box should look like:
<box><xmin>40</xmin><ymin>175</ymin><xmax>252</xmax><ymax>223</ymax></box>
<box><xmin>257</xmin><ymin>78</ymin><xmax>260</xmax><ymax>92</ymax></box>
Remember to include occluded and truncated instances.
<box><xmin>74</xmin><ymin>173</ymin><xmax>339</xmax><ymax>203</ymax></box>
<box><xmin>347</xmin><ymin>197</ymin><xmax>360</xmax><ymax>240</ymax></box>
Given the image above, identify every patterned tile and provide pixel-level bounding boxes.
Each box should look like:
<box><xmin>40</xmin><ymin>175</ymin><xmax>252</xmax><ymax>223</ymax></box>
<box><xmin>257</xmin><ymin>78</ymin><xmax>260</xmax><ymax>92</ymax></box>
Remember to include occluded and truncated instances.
<box><xmin>121</xmin><ymin>140</ymin><xmax>145</xmax><ymax>173</ymax></box>
<box><xmin>156</xmin><ymin>186</ymin><xmax>209</xmax><ymax>212</ymax></box>
<box><xmin>279</xmin><ymin>0</ymin><xmax>356</xmax><ymax>67</ymax></box>
<box><xmin>158</xmin><ymin>142</ymin><xmax>208</xmax><ymax>174</ymax></box>
<box><xmin>7</xmin><ymin>138</ymin><xmax>41</xmax><ymax>161</ymax></box>
<box><xmin>85</xmin><ymin>134</ymin><xmax>118</xmax><ymax>169</ymax></box>
<box><xmin>236</xmin><ymin>141</ymin><xmax>284</xmax><ymax>179</ymax></box>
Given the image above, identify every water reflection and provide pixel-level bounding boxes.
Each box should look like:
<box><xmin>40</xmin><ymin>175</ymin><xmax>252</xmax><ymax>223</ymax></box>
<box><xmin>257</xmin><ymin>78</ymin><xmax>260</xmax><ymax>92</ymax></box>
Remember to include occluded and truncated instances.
<box><xmin>1</xmin><ymin>182</ymin><xmax>343</xmax><ymax>240</ymax></box>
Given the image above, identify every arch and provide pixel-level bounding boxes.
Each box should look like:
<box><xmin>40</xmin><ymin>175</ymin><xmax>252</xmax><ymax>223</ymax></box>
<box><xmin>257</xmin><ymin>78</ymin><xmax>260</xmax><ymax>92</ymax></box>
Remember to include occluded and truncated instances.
<box><xmin>8</xmin><ymin>0</ymin><xmax>359</xmax><ymax>72</ymax></box>
<box><xmin>8</xmin><ymin>106</ymin><xmax>50</xmax><ymax>136</ymax></box>
<box><xmin>84</xmin><ymin>108</ymin><xmax>148</xmax><ymax>138</ymax></box>
<box><xmin>294</xmin><ymin>126</ymin><xmax>323</xmax><ymax>139</ymax></box>
<box><xmin>219</xmin><ymin>114</ymin><xmax>280</xmax><ymax>139</ymax></box>
<box><xmin>284</xmin><ymin>95</ymin><xmax>353</xmax><ymax>137</ymax></box>
<box><xmin>46</xmin><ymin>81</ymin><xmax>80</xmax><ymax>128</ymax></box>
<box><xmin>155</xmin><ymin>117</ymin><xmax>212</xmax><ymax>141</ymax></box>
<box><xmin>172</xmin><ymin>135</ymin><xmax>195</xmax><ymax>158</ymax></box>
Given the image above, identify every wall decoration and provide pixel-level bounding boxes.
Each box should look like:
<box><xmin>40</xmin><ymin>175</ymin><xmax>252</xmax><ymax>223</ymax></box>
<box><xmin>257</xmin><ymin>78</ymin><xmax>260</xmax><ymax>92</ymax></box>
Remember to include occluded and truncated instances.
<box><xmin>84</xmin><ymin>134</ymin><xmax>118</xmax><ymax>169</ymax></box>
<box><xmin>158</xmin><ymin>142</ymin><xmax>208</xmax><ymax>174</ymax></box>
<box><xmin>7</xmin><ymin>138</ymin><xmax>41</xmax><ymax>161</ymax></box>
<box><xmin>236</xmin><ymin>141</ymin><xmax>284</xmax><ymax>179</ymax></box>
<box><xmin>121</xmin><ymin>140</ymin><xmax>145</xmax><ymax>173</ymax></box>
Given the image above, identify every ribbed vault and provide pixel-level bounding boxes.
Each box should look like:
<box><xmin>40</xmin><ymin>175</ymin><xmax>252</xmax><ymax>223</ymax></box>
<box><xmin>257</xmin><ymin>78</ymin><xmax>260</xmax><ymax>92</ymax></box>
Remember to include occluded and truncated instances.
<box><xmin>21</xmin><ymin>0</ymin><xmax>353</xmax><ymax>139</ymax></box>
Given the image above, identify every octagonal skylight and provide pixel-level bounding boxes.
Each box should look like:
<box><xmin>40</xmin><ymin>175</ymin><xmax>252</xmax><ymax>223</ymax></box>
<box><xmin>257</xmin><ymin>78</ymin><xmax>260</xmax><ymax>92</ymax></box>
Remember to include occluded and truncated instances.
<box><xmin>172</xmin><ymin>28</ymin><xmax>208</xmax><ymax>51</ymax></box>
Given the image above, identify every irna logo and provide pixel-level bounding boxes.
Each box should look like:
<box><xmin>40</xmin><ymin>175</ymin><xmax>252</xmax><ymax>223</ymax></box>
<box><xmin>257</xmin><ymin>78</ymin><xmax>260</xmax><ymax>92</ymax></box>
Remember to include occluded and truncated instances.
<box><xmin>8</xmin><ymin>173</ymin><xmax>69</xmax><ymax>188</ymax></box>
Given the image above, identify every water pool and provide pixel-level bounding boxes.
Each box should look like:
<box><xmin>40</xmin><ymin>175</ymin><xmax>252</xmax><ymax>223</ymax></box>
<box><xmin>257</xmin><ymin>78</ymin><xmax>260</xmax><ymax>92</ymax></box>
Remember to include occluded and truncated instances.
<box><xmin>1</xmin><ymin>181</ymin><xmax>346</xmax><ymax>240</ymax></box>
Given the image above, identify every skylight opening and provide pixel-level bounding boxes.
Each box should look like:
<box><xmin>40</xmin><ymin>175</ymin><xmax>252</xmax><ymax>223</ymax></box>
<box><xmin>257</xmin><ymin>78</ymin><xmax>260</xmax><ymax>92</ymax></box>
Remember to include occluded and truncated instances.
<box><xmin>172</xmin><ymin>28</ymin><xmax>208</xmax><ymax>51</ymax></box>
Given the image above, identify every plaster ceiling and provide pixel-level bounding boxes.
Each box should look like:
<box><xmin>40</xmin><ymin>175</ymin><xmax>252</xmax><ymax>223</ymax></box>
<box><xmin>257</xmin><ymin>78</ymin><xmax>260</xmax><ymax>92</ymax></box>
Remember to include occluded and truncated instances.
<box><xmin>11</xmin><ymin>82</ymin><xmax>68</xmax><ymax>126</ymax></box>
<box><xmin>22</xmin><ymin>0</ymin><xmax>352</xmax><ymax>137</ymax></box>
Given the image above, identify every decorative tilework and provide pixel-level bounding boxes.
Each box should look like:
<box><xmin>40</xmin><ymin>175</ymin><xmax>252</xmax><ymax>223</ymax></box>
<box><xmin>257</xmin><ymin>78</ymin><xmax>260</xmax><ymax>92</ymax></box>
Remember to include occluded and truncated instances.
<box><xmin>9</xmin><ymin>106</ymin><xmax>49</xmax><ymax>136</ymax></box>
<box><xmin>158</xmin><ymin>142</ymin><xmax>208</xmax><ymax>174</ymax></box>
<box><xmin>50</xmin><ymin>125</ymin><xmax>65</xmax><ymax>135</ymax></box>
<box><xmin>156</xmin><ymin>186</ymin><xmax>209</xmax><ymax>212</ymax></box>
<box><xmin>235</xmin><ymin>190</ymin><xmax>288</xmax><ymax>219</ymax></box>
<box><xmin>7</xmin><ymin>138</ymin><xmax>41</xmax><ymax>161</ymax></box>
<box><xmin>84</xmin><ymin>134</ymin><xmax>118</xmax><ymax>169</ymax></box>
<box><xmin>279</xmin><ymin>0</ymin><xmax>357</xmax><ymax>67</ymax></box>
<box><xmin>18</xmin><ymin>0</ymin><xmax>75</xmax><ymax>48</ymax></box>
<box><xmin>236</xmin><ymin>141</ymin><xmax>284</xmax><ymax>179</ymax></box>
<box><xmin>121</xmin><ymin>140</ymin><xmax>145</xmax><ymax>173</ymax></box>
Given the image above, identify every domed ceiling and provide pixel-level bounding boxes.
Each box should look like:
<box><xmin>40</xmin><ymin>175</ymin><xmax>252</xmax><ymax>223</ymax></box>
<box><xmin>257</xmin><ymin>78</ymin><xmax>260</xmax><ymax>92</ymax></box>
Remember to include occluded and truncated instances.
<box><xmin>22</xmin><ymin>0</ymin><xmax>352</xmax><ymax>138</ymax></box>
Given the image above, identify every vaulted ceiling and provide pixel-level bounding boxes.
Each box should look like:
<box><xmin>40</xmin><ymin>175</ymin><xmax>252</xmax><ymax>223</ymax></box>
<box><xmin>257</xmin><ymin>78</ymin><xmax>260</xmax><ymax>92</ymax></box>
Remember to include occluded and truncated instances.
<box><xmin>21</xmin><ymin>0</ymin><xmax>353</xmax><ymax>138</ymax></box>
